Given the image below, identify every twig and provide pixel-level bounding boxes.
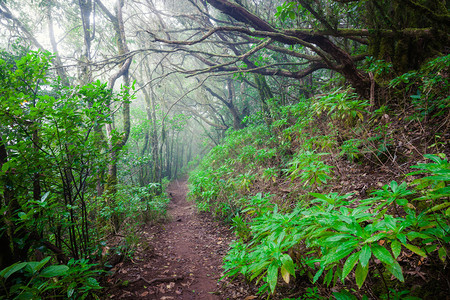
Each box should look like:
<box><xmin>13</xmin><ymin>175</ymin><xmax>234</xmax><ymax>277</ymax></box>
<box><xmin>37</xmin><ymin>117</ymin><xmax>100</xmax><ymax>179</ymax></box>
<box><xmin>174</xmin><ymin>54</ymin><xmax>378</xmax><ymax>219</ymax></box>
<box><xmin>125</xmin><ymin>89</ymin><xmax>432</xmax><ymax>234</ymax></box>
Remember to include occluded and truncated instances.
<box><xmin>129</xmin><ymin>275</ymin><xmax>184</xmax><ymax>285</ymax></box>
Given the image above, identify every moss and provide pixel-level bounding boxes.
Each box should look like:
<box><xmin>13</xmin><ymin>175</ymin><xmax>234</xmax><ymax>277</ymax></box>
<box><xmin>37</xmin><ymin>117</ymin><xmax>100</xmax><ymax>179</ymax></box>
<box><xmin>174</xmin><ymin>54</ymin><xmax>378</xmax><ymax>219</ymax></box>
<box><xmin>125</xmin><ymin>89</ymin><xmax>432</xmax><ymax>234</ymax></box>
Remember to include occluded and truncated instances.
<box><xmin>368</xmin><ymin>35</ymin><xmax>381</xmax><ymax>59</ymax></box>
<box><xmin>104</xmin><ymin>174</ymin><xmax>118</xmax><ymax>195</ymax></box>
<box><xmin>393</xmin><ymin>38</ymin><xmax>410</xmax><ymax>73</ymax></box>
<box><xmin>366</xmin><ymin>0</ymin><xmax>447</xmax><ymax>80</ymax></box>
<box><xmin>378</xmin><ymin>37</ymin><xmax>394</xmax><ymax>62</ymax></box>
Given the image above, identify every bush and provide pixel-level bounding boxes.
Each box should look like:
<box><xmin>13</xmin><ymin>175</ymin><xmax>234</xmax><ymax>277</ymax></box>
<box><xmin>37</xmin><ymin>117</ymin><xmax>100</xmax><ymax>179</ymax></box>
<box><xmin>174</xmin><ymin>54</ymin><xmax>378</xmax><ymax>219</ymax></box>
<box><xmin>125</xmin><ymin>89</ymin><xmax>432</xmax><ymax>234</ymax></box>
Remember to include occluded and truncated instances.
<box><xmin>0</xmin><ymin>257</ymin><xmax>102</xmax><ymax>299</ymax></box>
<box><xmin>223</xmin><ymin>156</ymin><xmax>449</xmax><ymax>295</ymax></box>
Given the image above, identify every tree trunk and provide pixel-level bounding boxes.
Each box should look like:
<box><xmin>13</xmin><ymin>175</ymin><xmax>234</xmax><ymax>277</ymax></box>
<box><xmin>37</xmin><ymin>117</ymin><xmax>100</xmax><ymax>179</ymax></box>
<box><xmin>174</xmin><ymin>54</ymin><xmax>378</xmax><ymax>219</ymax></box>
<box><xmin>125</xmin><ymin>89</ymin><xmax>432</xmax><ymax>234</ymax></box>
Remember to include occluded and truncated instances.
<box><xmin>46</xmin><ymin>3</ymin><xmax>69</xmax><ymax>86</ymax></box>
<box><xmin>0</xmin><ymin>137</ymin><xmax>18</xmax><ymax>268</ymax></box>
<box><xmin>254</xmin><ymin>74</ymin><xmax>274</xmax><ymax>127</ymax></box>
<box><xmin>227</xmin><ymin>78</ymin><xmax>244</xmax><ymax>130</ymax></box>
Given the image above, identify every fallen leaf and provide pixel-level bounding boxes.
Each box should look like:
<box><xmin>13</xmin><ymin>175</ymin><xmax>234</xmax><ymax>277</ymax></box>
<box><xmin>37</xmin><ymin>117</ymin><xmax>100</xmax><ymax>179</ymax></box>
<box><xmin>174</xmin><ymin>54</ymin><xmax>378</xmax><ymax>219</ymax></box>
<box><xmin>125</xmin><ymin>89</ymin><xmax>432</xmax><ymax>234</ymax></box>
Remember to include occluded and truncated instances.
<box><xmin>167</xmin><ymin>282</ymin><xmax>175</xmax><ymax>289</ymax></box>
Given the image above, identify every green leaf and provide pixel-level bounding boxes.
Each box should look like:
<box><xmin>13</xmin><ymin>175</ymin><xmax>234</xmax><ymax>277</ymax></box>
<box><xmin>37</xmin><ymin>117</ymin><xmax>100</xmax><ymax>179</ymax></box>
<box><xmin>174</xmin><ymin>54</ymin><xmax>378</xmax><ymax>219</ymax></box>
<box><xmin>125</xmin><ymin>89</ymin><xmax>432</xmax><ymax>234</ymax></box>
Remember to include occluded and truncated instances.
<box><xmin>334</xmin><ymin>289</ymin><xmax>357</xmax><ymax>300</ymax></box>
<box><xmin>385</xmin><ymin>261</ymin><xmax>404</xmax><ymax>282</ymax></box>
<box><xmin>0</xmin><ymin>262</ymin><xmax>27</xmax><ymax>279</ymax></box>
<box><xmin>365</xmin><ymin>233</ymin><xmax>387</xmax><ymax>243</ymax></box>
<box><xmin>288</xmin><ymin>11</ymin><xmax>296</xmax><ymax>19</ymax></box>
<box><xmin>428</xmin><ymin>202</ymin><xmax>450</xmax><ymax>212</ymax></box>
<box><xmin>25</xmin><ymin>261</ymin><xmax>40</xmax><ymax>274</ymax></box>
<box><xmin>86</xmin><ymin>277</ymin><xmax>100</xmax><ymax>287</ymax></box>
<box><xmin>40</xmin><ymin>191</ymin><xmax>50</xmax><ymax>202</ymax></box>
<box><xmin>324</xmin><ymin>267</ymin><xmax>333</xmax><ymax>287</ymax></box>
<box><xmin>396</xmin><ymin>198</ymin><xmax>408</xmax><ymax>206</ymax></box>
<box><xmin>391</xmin><ymin>241</ymin><xmax>402</xmax><ymax>259</ymax></box>
<box><xmin>15</xmin><ymin>291</ymin><xmax>35</xmax><ymax>300</ymax></box>
<box><xmin>425</xmin><ymin>244</ymin><xmax>437</xmax><ymax>253</ymax></box>
<box><xmin>407</xmin><ymin>232</ymin><xmax>430</xmax><ymax>240</ymax></box>
<box><xmin>355</xmin><ymin>262</ymin><xmax>368</xmax><ymax>288</ymax></box>
<box><xmin>310</xmin><ymin>192</ymin><xmax>331</xmax><ymax>202</ymax></box>
<box><xmin>423</xmin><ymin>154</ymin><xmax>444</xmax><ymax>163</ymax></box>
<box><xmin>438</xmin><ymin>247</ymin><xmax>447</xmax><ymax>263</ymax></box>
<box><xmin>326</xmin><ymin>234</ymin><xmax>352</xmax><ymax>242</ymax></box>
<box><xmin>267</xmin><ymin>263</ymin><xmax>278</xmax><ymax>293</ymax></box>
<box><xmin>396</xmin><ymin>233</ymin><xmax>407</xmax><ymax>244</ymax></box>
<box><xmin>40</xmin><ymin>265</ymin><xmax>69</xmax><ymax>277</ymax></box>
<box><xmin>342</xmin><ymin>251</ymin><xmax>360</xmax><ymax>279</ymax></box>
<box><xmin>372</xmin><ymin>245</ymin><xmax>395</xmax><ymax>265</ymax></box>
<box><xmin>324</xmin><ymin>247</ymin><xmax>354</xmax><ymax>265</ymax></box>
<box><xmin>390</xmin><ymin>181</ymin><xmax>398</xmax><ymax>191</ymax></box>
<box><xmin>1</xmin><ymin>161</ymin><xmax>11</xmax><ymax>173</ymax></box>
<box><xmin>280</xmin><ymin>254</ymin><xmax>295</xmax><ymax>276</ymax></box>
<box><xmin>18</xmin><ymin>212</ymin><xmax>27</xmax><ymax>220</ymax></box>
<box><xmin>404</xmin><ymin>244</ymin><xmax>427</xmax><ymax>257</ymax></box>
<box><xmin>359</xmin><ymin>244</ymin><xmax>371</xmax><ymax>268</ymax></box>
<box><xmin>34</xmin><ymin>256</ymin><xmax>51</xmax><ymax>273</ymax></box>
<box><xmin>67</xmin><ymin>282</ymin><xmax>77</xmax><ymax>297</ymax></box>
<box><xmin>313</xmin><ymin>265</ymin><xmax>325</xmax><ymax>283</ymax></box>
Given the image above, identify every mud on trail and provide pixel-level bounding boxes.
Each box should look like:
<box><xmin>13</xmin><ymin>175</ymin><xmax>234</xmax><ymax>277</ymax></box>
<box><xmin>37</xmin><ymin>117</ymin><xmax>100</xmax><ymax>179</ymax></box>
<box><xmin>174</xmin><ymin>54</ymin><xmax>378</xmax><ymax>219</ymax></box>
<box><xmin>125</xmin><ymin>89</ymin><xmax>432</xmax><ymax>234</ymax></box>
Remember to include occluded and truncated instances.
<box><xmin>107</xmin><ymin>179</ymin><xmax>235</xmax><ymax>299</ymax></box>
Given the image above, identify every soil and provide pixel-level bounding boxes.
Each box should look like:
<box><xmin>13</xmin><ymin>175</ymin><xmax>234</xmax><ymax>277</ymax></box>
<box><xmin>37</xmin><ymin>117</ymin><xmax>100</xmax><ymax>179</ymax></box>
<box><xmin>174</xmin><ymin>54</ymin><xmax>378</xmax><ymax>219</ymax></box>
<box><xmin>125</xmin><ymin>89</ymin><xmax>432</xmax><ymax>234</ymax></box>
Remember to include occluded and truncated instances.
<box><xmin>106</xmin><ymin>178</ymin><xmax>241</xmax><ymax>299</ymax></box>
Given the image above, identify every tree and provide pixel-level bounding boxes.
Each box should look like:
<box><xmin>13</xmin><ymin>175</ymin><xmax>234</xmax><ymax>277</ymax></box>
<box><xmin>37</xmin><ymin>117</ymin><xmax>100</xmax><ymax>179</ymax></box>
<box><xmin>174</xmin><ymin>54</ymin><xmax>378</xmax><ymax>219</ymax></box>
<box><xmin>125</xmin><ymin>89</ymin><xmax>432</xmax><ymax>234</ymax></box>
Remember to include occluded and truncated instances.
<box><xmin>0</xmin><ymin>50</ymin><xmax>125</xmax><ymax>262</ymax></box>
<box><xmin>146</xmin><ymin>0</ymin><xmax>448</xmax><ymax>102</ymax></box>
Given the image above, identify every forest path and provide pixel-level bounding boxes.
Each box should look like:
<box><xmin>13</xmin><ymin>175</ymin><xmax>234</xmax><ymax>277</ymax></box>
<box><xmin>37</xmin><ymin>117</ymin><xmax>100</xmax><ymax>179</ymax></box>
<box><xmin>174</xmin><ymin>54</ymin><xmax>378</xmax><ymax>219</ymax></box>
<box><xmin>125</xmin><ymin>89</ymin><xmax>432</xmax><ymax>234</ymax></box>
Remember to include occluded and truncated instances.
<box><xmin>107</xmin><ymin>178</ymin><xmax>233</xmax><ymax>299</ymax></box>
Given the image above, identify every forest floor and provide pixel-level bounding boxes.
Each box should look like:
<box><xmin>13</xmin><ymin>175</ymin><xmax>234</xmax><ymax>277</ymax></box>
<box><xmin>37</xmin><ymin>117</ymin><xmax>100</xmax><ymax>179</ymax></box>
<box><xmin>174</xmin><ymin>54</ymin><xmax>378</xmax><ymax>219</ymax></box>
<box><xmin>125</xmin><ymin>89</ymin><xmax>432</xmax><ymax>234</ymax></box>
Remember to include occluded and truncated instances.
<box><xmin>106</xmin><ymin>178</ymin><xmax>252</xmax><ymax>299</ymax></box>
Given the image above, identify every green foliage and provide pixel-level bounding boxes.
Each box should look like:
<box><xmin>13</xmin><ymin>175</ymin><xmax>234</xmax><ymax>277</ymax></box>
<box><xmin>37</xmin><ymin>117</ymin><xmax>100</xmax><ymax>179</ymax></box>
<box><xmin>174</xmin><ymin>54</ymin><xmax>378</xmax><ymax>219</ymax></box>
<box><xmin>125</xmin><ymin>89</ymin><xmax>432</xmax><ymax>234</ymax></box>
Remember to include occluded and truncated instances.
<box><xmin>287</xmin><ymin>150</ymin><xmax>333</xmax><ymax>187</ymax></box>
<box><xmin>389</xmin><ymin>54</ymin><xmax>450</xmax><ymax>120</ymax></box>
<box><xmin>274</xmin><ymin>1</ymin><xmax>311</xmax><ymax>26</ymax></box>
<box><xmin>262</xmin><ymin>167</ymin><xmax>279</xmax><ymax>183</ymax></box>
<box><xmin>298</xmin><ymin>287</ymin><xmax>326</xmax><ymax>300</ymax></box>
<box><xmin>275</xmin><ymin>2</ymin><xmax>298</xmax><ymax>21</ymax></box>
<box><xmin>189</xmin><ymin>86</ymin><xmax>449</xmax><ymax>298</ymax></box>
<box><xmin>98</xmin><ymin>182</ymin><xmax>169</xmax><ymax>258</ymax></box>
<box><xmin>256</xmin><ymin>148</ymin><xmax>277</xmax><ymax>164</ymax></box>
<box><xmin>0</xmin><ymin>50</ymin><xmax>129</xmax><ymax>259</ymax></box>
<box><xmin>223</xmin><ymin>194</ymin><xmax>297</xmax><ymax>294</ymax></box>
<box><xmin>380</xmin><ymin>289</ymin><xmax>421</xmax><ymax>300</ymax></box>
<box><xmin>365</xmin><ymin>121</ymin><xmax>395</xmax><ymax>160</ymax></box>
<box><xmin>408</xmin><ymin>154</ymin><xmax>450</xmax><ymax>218</ymax></box>
<box><xmin>362</xmin><ymin>181</ymin><xmax>414</xmax><ymax>211</ymax></box>
<box><xmin>0</xmin><ymin>50</ymin><xmax>158</xmax><ymax>300</ymax></box>
<box><xmin>364</xmin><ymin>57</ymin><xmax>393</xmax><ymax>77</ymax></box>
<box><xmin>310</xmin><ymin>135</ymin><xmax>337</xmax><ymax>152</ymax></box>
<box><xmin>221</xmin><ymin>155</ymin><xmax>449</xmax><ymax>295</ymax></box>
<box><xmin>236</xmin><ymin>171</ymin><xmax>256</xmax><ymax>191</ymax></box>
<box><xmin>0</xmin><ymin>257</ymin><xmax>102</xmax><ymax>299</ymax></box>
<box><xmin>238</xmin><ymin>145</ymin><xmax>258</xmax><ymax>164</ymax></box>
<box><xmin>231</xmin><ymin>213</ymin><xmax>251</xmax><ymax>242</ymax></box>
<box><xmin>340</xmin><ymin>139</ymin><xmax>362</xmax><ymax>162</ymax></box>
<box><xmin>332</xmin><ymin>289</ymin><xmax>367</xmax><ymax>300</ymax></box>
<box><xmin>313</xmin><ymin>89</ymin><xmax>368</xmax><ymax>126</ymax></box>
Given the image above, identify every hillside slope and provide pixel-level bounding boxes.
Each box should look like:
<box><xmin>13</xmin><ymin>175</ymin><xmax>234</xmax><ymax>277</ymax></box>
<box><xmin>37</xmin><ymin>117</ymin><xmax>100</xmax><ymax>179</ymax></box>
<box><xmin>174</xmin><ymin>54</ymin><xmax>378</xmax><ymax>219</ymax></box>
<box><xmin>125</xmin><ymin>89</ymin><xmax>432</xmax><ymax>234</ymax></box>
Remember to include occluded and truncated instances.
<box><xmin>188</xmin><ymin>58</ymin><xmax>449</xmax><ymax>299</ymax></box>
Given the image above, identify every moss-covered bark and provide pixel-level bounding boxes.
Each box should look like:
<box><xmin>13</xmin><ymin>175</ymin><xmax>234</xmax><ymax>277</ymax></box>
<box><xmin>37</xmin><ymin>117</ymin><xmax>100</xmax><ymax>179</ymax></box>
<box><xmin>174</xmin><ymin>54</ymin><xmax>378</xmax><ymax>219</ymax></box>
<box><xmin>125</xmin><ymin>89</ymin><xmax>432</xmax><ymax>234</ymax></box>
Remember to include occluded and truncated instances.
<box><xmin>366</xmin><ymin>0</ymin><xmax>449</xmax><ymax>74</ymax></box>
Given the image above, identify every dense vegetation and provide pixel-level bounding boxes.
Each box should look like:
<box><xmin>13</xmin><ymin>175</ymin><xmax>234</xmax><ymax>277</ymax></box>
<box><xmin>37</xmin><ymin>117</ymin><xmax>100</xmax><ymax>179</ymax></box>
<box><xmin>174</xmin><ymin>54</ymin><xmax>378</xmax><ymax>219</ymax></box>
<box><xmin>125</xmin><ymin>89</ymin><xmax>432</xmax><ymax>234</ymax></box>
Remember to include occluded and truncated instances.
<box><xmin>0</xmin><ymin>49</ymin><xmax>173</xmax><ymax>299</ymax></box>
<box><xmin>0</xmin><ymin>0</ymin><xmax>448</xmax><ymax>299</ymax></box>
<box><xmin>188</xmin><ymin>55</ymin><xmax>450</xmax><ymax>298</ymax></box>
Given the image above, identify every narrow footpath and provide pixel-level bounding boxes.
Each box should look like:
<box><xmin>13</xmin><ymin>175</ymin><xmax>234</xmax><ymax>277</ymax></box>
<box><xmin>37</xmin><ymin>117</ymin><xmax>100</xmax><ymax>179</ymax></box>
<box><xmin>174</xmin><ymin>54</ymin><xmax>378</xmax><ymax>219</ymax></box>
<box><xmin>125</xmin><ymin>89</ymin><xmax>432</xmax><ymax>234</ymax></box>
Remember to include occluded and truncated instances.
<box><xmin>107</xmin><ymin>179</ymin><xmax>236</xmax><ymax>299</ymax></box>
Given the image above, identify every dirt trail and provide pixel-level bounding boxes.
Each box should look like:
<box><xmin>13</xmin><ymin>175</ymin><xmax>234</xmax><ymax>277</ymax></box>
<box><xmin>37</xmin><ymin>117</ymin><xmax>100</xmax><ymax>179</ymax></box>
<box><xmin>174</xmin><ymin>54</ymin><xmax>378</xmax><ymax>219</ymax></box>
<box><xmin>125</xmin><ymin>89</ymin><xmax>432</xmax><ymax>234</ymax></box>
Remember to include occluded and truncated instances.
<box><xmin>107</xmin><ymin>179</ymin><xmax>233</xmax><ymax>299</ymax></box>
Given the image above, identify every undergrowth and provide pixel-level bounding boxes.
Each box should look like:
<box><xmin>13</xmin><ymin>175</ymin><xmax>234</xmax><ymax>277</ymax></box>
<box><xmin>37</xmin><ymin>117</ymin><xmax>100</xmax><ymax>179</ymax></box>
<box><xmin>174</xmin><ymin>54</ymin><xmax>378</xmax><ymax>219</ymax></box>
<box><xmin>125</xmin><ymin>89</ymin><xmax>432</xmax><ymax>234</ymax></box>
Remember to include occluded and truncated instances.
<box><xmin>0</xmin><ymin>182</ymin><xmax>170</xmax><ymax>299</ymax></box>
<box><xmin>188</xmin><ymin>56</ymin><xmax>449</xmax><ymax>299</ymax></box>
